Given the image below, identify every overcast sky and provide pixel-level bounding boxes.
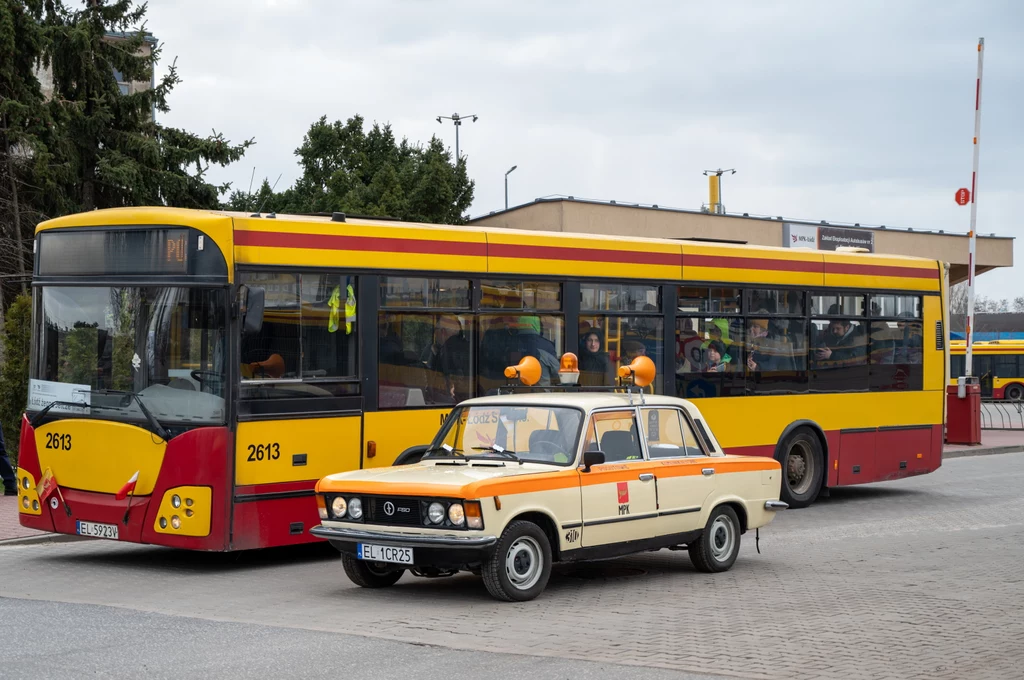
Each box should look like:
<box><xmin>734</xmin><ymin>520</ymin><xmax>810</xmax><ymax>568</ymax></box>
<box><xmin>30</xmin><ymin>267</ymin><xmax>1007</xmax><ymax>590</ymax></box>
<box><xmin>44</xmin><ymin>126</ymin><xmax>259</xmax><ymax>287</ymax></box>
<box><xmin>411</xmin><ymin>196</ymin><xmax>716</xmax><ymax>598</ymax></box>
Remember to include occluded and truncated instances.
<box><xmin>147</xmin><ymin>0</ymin><xmax>1023</xmax><ymax>298</ymax></box>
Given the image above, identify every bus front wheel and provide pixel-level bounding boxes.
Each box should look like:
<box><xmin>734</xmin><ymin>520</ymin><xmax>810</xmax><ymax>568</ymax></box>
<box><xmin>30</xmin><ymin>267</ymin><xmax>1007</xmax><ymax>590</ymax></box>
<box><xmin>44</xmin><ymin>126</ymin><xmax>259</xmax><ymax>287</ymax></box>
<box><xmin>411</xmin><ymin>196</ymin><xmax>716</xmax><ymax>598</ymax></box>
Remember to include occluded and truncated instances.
<box><xmin>776</xmin><ymin>428</ymin><xmax>823</xmax><ymax>509</ymax></box>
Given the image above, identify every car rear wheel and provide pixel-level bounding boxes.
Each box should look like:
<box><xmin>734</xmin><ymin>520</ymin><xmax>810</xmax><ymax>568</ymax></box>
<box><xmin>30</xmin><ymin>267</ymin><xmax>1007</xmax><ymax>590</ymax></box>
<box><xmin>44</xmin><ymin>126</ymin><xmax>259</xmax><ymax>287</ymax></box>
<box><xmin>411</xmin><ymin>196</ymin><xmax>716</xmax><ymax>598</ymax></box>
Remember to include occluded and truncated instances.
<box><xmin>776</xmin><ymin>427</ymin><xmax>824</xmax><ymax>508</ymax></box>
<box><xmin>688</xmin><ymin>505</ymin><xmax>741</xmax><ymax>573</ymax></box>
<box><xmin>341</xmin><ymin>554</ymin><xmax>404</xmax><ymax>588</ymax></box>
<box><xmin>482</xmin><ymin>520</ymin><xmax>552</xmax><ymax>602</ymax></box>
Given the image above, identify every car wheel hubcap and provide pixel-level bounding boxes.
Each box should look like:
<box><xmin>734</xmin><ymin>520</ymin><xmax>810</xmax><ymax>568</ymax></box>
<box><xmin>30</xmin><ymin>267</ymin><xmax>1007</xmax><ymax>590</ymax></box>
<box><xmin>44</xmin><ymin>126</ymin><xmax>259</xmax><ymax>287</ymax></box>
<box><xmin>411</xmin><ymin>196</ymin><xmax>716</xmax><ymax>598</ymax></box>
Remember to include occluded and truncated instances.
<box><xmin>710</xmin><ymin>516</ymin><xmax>736</xmax><ymax>562</ymax></box>
<box><xmin>787</xmin><ymin>441</ymin><xmax>814</xmax><ymax>495</ymax></box>
<box><xmin>505</xmin><ymin>536</ymin><xmax>543</xmax><ymax>590</ymax></box>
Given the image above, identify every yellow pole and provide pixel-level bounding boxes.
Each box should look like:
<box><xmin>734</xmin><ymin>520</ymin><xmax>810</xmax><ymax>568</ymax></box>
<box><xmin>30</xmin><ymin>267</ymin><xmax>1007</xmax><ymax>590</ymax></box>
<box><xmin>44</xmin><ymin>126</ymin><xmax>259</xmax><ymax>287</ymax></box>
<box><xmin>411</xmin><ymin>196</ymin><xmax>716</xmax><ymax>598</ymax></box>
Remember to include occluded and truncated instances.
<box><xmin>708</xmin><ymin>174</ymin><xmax>720</xmax><ymax>213</ymax></box>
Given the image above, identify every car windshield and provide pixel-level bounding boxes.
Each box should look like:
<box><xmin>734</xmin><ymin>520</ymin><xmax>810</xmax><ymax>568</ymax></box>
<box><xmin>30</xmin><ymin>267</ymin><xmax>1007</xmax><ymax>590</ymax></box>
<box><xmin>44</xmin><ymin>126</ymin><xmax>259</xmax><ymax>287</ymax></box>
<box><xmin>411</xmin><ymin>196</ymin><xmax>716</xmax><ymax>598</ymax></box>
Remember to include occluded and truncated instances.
<box><xmin>30</xmin><ymin>286</ymin><xmax>228</xmax><ymax>427</ymax></box>
<box><xmin>429</xmin><ymin>405</ymin><xmax>583</xmax><ymax>466</ymax></box>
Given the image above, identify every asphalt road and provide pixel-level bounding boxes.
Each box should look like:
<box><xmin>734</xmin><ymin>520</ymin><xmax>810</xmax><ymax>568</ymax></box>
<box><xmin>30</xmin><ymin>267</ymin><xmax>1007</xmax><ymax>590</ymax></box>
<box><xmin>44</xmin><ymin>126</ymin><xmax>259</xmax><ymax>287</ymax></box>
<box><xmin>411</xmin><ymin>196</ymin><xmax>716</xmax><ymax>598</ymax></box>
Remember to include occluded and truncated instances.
<box><xmin>2</xmin><ymin>451</ymin><xmax>1023</xmax><ymax>680</ymax></box>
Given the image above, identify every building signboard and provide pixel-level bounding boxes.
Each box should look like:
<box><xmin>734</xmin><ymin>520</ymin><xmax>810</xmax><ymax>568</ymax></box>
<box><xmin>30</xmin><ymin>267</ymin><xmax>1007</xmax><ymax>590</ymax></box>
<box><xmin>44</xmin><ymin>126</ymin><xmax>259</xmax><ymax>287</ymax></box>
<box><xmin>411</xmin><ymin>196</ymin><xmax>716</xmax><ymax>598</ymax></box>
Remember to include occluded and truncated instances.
<box><xmin>784</xmin><ymin>223</ymin><xmax>874</xmax><ymax>252</ymax></box>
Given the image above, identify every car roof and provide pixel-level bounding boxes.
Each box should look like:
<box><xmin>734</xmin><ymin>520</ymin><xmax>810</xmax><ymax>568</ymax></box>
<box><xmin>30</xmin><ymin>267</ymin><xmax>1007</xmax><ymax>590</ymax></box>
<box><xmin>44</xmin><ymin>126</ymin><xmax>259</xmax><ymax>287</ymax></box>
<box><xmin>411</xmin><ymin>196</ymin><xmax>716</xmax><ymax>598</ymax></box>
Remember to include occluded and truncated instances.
<box><xmin>459</xmin><ymin>391</ymin><xmax>697</xmax><ymax>413</ymax></box>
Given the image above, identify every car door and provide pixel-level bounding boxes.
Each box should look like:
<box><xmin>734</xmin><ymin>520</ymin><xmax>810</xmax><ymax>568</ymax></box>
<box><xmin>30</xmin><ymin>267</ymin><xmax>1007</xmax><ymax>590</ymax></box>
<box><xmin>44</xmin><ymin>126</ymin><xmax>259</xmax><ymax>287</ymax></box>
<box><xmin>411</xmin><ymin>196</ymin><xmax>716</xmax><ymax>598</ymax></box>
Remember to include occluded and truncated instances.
<box><xmin>579</xmin><ymin>408</ymin><xmax>659</xmax><ymax>548</ymax></box>
<box><xmin>640</xmin><ymin>407</ymin><xmax>716</xmax><ymax>536</ymax></box>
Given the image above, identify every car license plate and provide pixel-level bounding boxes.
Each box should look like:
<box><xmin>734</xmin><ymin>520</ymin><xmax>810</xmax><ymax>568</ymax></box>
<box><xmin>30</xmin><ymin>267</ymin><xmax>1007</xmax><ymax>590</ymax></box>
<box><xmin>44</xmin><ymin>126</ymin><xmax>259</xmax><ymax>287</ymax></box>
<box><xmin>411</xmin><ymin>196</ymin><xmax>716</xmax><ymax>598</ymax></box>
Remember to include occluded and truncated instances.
<box><xmin>357</xmin><ymin>543</ymin><xmax>413</xmax><ymax>564</ymax></box>
<box><xmin>76</xmin><ymin>521</ymin><xmax>119</xmax><ymax>540</ymax></box>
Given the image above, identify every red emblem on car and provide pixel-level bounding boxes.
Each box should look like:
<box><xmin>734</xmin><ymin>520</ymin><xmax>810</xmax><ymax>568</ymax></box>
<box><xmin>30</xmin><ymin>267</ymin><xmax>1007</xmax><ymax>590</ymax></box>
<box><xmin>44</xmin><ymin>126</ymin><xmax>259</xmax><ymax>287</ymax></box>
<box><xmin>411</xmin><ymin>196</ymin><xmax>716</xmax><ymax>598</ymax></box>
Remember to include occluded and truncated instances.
<box><xmin>617</xmin><ymin>482</ymin><xmax>629</xmax><ymax>504</ymax></box>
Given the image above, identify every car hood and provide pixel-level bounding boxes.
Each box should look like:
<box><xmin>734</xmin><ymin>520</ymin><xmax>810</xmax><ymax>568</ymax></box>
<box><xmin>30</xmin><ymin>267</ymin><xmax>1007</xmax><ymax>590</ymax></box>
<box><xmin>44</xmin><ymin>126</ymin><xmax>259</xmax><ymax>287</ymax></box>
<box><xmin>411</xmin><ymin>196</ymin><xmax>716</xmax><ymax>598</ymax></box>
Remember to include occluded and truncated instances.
<box><xmin>317</xmin><ymin>460</ymin><xmax>575</xmax><ymax>498</ymax></box>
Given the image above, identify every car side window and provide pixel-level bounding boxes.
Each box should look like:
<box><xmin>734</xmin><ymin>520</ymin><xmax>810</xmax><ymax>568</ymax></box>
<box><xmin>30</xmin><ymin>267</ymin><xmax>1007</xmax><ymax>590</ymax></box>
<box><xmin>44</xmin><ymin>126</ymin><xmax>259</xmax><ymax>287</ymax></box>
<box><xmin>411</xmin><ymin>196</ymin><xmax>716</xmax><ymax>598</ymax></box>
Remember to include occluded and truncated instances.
<box><xmin>644</xmin><ymin>408</ymin><xmax>704</xmax><ymax>458</ymax></box>
<box><xmin>583</xmin><ymin>410</ymin><xmax>643</xmax><ymax>462</ymax></box>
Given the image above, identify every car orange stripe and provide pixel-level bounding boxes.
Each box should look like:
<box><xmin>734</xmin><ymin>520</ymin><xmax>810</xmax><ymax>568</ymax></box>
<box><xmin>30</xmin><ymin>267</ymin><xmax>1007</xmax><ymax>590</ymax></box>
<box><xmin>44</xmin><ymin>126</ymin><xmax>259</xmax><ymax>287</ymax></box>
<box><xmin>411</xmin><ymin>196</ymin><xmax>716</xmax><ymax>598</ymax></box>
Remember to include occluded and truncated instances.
<box><xmin>317</xmin><ymin>458</ymin><xmax>779</xmax><ymax>498</ymax></box>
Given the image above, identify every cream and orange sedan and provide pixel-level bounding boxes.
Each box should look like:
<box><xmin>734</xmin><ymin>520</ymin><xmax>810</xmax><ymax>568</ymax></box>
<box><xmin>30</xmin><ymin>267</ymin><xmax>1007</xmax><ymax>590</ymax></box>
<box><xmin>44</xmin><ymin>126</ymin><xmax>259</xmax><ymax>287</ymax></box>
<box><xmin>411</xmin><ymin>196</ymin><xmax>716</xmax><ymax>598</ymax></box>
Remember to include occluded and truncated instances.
<box><xmin>312</xmin><ymin>386</ymin><xmax>787</xmax><ymax>601</ymax></box>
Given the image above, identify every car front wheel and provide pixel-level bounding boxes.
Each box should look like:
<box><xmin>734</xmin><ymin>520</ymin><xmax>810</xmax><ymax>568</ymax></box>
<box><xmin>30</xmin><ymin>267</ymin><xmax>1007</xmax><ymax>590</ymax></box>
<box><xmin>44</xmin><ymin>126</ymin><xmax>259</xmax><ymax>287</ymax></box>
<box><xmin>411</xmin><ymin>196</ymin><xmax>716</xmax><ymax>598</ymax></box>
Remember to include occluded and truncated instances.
<box><xmin>482</xmin><ymin>520</ymin><xmax>552</xmax><ymax>602</ymax></box>
<box><xmin>688</xmin><ymin>505</ymin><xmax>741</xmax><ymax>573</ymax></box>
<box><xmin>341</xmin><ymin>554</ymin><xmax>404</xmax><ymax>588</ymax></box>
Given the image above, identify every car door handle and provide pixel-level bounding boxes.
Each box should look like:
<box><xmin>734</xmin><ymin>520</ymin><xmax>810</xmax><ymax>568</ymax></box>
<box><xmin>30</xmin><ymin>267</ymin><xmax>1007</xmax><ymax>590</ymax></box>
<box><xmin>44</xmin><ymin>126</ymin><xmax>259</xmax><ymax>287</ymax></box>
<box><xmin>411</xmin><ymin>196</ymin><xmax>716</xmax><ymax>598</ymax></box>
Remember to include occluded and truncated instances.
<box><xmin>702</xmin><ymin>468</ymin><xmax>715</xmax><ymax>476</ymax></box>
<box><xmin>638</xmin><ymin>473</ymin><xmax>655</xmax><ymax>482</ymax></box>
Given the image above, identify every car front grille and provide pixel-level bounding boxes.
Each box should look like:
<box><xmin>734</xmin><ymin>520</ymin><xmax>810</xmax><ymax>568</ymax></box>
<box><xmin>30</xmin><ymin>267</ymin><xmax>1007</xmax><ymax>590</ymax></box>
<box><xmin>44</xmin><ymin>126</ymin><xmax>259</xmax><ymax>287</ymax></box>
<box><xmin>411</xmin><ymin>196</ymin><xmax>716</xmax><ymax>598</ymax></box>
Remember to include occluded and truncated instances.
<box><xmin>365</xmin><ymin>496</ymin><xmax>422</xmax><ymax>527</ymax></box>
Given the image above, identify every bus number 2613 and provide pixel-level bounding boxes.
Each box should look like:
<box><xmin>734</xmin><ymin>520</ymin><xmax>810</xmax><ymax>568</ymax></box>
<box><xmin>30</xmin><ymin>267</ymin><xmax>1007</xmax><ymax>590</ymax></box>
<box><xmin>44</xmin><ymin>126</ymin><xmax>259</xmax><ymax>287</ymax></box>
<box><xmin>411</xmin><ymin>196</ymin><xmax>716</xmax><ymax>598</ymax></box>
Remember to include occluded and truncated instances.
<box><xmin>247</xmin><ymin>443</ymin><xmax>281</xmax><ymax>462</ymax></box>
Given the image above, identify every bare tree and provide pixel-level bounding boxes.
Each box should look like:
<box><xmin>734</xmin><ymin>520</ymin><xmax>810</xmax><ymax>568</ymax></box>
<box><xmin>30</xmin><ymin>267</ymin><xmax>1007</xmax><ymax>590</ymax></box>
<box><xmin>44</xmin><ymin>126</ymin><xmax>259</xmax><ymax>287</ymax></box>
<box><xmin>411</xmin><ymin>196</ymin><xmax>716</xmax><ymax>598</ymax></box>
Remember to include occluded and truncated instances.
<box><xmin>950</xmin><ymin>283</ymin><xmax>968</xmax><ymax>316</ymax></box>
<box><xmin>1014</xmin><ymin>297</ymin><xmax>1024</xmax><ymax>314</ymax></box>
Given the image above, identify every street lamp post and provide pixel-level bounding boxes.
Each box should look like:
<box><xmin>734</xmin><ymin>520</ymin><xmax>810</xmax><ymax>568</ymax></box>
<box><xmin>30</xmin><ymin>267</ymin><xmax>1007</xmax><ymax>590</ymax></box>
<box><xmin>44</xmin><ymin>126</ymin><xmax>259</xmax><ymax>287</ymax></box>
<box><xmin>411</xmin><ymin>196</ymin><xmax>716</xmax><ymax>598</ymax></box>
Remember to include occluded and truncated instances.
<box><xmin>505</xmin><ymin>165</ymin><xmax>517</xmax><ymax>210</ymax></box>
<box><xmin>436</xmin><ymin>112</ymin><xmax>478</xmax><ymax>160</ymax></box>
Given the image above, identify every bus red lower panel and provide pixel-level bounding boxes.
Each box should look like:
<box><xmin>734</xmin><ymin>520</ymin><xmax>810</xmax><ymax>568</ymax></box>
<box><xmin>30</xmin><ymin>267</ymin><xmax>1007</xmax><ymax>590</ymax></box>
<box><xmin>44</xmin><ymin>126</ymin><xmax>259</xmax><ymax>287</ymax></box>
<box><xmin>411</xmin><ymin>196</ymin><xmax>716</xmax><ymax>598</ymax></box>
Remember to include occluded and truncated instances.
<box><xmin>230</xmin><ymin>484</ymin><xmax>324</xmax><ymax>550</ymax></box>
<box><xmin>724</xmin><ymin>423</ymin><xmax>941</xmax><ymax>489</ymax></box>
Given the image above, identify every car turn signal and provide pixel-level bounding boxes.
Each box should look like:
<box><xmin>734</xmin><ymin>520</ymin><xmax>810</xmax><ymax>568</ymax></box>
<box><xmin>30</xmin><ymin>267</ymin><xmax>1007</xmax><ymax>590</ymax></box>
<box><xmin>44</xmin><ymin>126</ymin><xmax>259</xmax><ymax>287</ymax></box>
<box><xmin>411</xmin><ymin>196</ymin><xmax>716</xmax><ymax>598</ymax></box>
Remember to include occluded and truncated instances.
<box><xmin>618</xmin><ymin>355</ymin><xmax>656</xmax><ymax>388</ymax></box>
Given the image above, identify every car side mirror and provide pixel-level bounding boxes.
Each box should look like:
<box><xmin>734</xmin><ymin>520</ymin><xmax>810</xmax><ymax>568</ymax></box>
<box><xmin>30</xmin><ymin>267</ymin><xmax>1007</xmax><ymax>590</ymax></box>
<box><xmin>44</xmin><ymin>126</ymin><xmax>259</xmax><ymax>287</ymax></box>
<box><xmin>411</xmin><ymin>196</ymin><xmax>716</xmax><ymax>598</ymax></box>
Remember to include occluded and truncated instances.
<box><xmin>582</xmin><ymin>449</ymin><xmax>605</xmax><ymax>472</ymax></box>
<box><xmin>241</xmin><ymin>285</ymin><xmax>265</xmax><ymax>336</ymax></box>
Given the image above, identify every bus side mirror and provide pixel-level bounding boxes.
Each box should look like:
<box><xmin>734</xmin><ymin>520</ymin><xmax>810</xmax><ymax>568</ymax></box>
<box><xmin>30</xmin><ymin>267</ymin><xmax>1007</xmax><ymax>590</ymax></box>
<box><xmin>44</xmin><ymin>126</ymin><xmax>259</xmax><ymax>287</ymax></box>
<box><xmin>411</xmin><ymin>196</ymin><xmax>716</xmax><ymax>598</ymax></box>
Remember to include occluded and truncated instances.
<box><xmin>582</xmin><ymin>449</ymin><xmax>605</xmax><ymax>472</ymax></box>
<box><xmin>241</xmin><ymin>286</ymin><xmax>265</xmax><ymax>336</ymax></box>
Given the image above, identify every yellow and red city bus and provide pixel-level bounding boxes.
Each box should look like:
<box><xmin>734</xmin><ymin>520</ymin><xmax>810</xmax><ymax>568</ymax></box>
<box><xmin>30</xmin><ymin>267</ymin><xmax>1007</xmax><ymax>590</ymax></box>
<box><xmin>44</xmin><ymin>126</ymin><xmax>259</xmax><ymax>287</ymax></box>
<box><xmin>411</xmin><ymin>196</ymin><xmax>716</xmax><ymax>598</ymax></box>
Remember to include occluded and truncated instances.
<box><xmin>17</xmin><ymin>207</ymin><xmax>947</xmax><ymax>550</ymax></box>
<box><xmin>949</xmin><ymin>340</ymin><xmax>1024</xmax><ymax>400</ymax></box>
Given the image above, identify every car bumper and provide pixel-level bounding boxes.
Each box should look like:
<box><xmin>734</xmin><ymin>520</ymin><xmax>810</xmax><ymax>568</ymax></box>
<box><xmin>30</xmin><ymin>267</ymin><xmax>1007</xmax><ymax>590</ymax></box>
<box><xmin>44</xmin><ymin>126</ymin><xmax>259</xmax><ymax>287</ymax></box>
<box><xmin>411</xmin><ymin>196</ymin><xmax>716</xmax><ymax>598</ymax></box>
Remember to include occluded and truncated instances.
<box><xmin>310</xmin><ymin>525</ymin><xmax>498</xmax><ymax>567</ymax></box>
<box><xmin>764</xmin><ymin>500</ymin><xmax>789</xmax><ymax>510</ymax></box>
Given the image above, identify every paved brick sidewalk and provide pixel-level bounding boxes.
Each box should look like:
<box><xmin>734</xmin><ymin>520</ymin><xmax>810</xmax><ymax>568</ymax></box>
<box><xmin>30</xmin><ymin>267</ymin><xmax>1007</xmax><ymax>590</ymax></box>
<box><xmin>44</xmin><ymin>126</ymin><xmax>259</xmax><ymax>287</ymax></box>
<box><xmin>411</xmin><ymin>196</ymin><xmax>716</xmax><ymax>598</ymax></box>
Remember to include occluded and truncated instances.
<box><xmin>0</xmin><ymin>495</ymin><xmax>47</xmax><ymax>543</ymax></box>
<box><xmin>943</xmin><ymin>429</ymin><xmax>1024</xmax><ymax>457</ymax></box>
<box><xmin>2</xmin><ymin>453</ymin><xmax>1023</xmax><ymax>680</ymax></box>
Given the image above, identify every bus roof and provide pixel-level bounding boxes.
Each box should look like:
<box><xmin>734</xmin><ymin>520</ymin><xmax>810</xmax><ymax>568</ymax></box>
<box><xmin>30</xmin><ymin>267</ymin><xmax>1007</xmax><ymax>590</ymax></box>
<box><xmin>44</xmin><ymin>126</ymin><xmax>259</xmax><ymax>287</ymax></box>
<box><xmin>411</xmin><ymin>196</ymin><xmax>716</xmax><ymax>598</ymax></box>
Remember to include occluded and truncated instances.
<box><xmin>35</xmin><ymin>206</ymin><xmax>943</xmax><ymax>291</ymax></box>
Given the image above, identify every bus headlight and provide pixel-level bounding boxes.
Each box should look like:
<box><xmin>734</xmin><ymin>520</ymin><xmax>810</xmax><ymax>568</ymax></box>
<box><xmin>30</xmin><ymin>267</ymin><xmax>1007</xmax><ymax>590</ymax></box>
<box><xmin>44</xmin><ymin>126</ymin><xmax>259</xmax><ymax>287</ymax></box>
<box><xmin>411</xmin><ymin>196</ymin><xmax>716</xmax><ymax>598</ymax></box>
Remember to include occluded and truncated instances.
<box><xmin>171</xmin><ymin>494</ymin><xmax>182</xmax><ymax>508</ymax></box>
<box><xmin>447</xmin><ymin>503</ymin><xmax>465</xmax><ymax>526</ymax></box>
<box><xmin>331</xmin><ymin>497</ymin><xmax>347</xmax><ymax>518</ymax></box>
<box><xmin>427</xmin><ymin>502</ymin><xmax>445</xmax><ymax>524</ymax></box>
<box><xmin>348</xmin><ymin>498</ymin><xmax>363</xmax><ymax>520</ymax></box>
<box><xmin>171</xmin><ymin>516</ymin><xmax>181</xmax><ymax>530</ymax></box>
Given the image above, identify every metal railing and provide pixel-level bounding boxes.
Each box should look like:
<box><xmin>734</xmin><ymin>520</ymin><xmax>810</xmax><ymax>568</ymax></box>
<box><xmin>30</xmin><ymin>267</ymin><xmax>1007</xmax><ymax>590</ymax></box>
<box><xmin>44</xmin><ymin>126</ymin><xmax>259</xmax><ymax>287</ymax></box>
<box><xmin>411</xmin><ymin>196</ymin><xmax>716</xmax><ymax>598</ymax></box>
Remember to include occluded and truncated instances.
<box><xmin>981</xmin><ymin>399</ymin><xmax>1024</xmax><ymax>430</ymax></box>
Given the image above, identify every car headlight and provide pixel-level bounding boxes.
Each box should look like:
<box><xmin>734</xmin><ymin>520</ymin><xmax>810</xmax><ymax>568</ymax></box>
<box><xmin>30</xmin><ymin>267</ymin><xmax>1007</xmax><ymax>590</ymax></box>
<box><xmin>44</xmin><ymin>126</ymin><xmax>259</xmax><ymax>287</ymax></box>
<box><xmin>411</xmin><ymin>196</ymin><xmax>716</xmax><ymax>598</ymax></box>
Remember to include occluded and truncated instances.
<box><xmin>348</xmin><ymin>498</ymin><xmax>363</xmax><ymax>520</ymax></box>
<box><xmin>331</xmin><ymin>496</ymin><xmax>347</xmax><ymax>518</ymax></box>
<box><xmin>447</xmin><ymin>503</ymin><xmax>465</xmax><ymax>526</ymax></box>
<box><xmin>427</xmin><ymin>502</ymin><xmax>445</xmax><ymax>524</ymax></box>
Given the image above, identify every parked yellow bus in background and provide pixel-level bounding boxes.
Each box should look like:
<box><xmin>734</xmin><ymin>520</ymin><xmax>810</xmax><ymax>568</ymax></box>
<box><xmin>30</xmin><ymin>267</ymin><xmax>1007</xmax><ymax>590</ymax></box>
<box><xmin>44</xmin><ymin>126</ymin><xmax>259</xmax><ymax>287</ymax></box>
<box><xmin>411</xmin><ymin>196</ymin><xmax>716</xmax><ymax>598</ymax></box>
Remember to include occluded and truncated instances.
<box><xmin>950</xmin><ymin>340</ymin><xmax>1024</xmax><ymax>400</ymax></box>
<box><xmin>17</xmin><ymin>207</ymin><xmax>947</xmax><ymax>550</ymax></box>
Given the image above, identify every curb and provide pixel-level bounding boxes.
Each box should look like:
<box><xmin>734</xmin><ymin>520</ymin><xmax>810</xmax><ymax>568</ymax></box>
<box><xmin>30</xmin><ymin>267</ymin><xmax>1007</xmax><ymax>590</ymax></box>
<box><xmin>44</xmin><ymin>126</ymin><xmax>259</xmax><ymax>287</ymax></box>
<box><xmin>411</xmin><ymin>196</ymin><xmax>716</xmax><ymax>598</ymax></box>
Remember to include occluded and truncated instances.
<box><xmin>942</xmin><ymin>445</ymin><xmax>1024</xmax><ymax>459</ymax></box>
<box><xmin>0</xmin><ymin>533</ymin><xmax>89</xmax><ymax>548</ymax></box>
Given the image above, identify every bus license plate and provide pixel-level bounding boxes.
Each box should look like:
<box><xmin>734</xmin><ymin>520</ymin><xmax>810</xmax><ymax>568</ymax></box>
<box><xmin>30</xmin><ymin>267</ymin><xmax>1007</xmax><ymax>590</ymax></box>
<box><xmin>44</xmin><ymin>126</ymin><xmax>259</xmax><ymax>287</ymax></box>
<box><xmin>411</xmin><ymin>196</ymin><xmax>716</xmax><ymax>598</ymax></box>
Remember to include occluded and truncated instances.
<box><xmin>76</xmin><ymin>521</ymin><xmax>119</xmax><ymax>540</ymax></box>
<box><xmin>357</xmin><ymin>543</ymin><xmax>413</xmax><ymax>564</ymax></box>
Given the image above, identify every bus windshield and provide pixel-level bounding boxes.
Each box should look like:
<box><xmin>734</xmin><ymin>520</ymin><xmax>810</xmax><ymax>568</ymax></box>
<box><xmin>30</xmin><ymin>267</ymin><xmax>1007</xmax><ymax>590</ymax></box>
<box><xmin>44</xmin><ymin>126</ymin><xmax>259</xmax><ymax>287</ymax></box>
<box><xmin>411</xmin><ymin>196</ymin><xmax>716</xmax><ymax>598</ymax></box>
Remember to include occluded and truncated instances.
<box><xmin>30</xmin><ymin>286</ymin><xmax>228</xmax><ymax>427</ymax></box>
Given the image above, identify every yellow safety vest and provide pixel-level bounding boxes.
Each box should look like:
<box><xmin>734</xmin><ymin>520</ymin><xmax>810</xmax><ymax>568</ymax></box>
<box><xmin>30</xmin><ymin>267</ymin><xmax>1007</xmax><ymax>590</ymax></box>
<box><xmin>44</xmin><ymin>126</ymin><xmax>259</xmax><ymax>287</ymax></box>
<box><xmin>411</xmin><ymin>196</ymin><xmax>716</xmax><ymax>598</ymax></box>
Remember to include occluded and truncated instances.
<box><xmin>345</xmin><ymin>284</ymin><xmax>356</xmax><ymax>334</ymax></box>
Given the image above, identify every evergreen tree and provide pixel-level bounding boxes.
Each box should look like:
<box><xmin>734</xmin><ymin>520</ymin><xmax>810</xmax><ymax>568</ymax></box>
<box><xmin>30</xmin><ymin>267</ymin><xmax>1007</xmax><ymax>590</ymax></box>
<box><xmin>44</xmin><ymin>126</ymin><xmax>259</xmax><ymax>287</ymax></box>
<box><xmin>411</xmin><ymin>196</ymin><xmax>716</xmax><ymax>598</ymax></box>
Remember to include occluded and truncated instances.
<box><xmin>236</xmin><ymin>115</ymin><xmax>475</xmax><ymax>224</ymax></box>
<box><xmin>0</xmin><ymin>0</ymin><xmax>54</xmax><ymax>294</ymax></box>
<box><xmin>42</xmin><ymin>0</ymin><xmax>251</xmax><ymax>210</ymax></box>
<box><xmin>0</xmin><ymin>294</ymin><xmax>31</xmax><ymax>465</ymax></box>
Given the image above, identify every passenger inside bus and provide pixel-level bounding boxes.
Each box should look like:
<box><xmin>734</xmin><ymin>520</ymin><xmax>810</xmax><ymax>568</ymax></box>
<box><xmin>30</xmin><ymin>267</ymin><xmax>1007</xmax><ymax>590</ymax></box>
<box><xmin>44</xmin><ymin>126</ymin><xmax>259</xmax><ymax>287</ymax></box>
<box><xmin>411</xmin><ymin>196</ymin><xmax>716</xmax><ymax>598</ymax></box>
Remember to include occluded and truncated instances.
<box><xmin>578</xmin><ymin>330</ymin><xmax>615</xmax><ymax>386</ymax></box>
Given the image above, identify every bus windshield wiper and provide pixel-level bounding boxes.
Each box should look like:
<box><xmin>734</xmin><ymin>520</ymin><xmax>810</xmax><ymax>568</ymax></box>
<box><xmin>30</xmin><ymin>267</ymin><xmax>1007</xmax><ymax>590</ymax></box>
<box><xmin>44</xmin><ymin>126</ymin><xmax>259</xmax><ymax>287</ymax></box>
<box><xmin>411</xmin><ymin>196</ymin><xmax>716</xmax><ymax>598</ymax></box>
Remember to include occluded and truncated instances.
<box><xmin>87</xmin><ymin>390</ymin><xmax>169</xmax><ymax>440</ymax></box>
<box><xmin>470</xmin><ymin>446</ymin><xmax>523</xmax><ymax>465</ymax></box>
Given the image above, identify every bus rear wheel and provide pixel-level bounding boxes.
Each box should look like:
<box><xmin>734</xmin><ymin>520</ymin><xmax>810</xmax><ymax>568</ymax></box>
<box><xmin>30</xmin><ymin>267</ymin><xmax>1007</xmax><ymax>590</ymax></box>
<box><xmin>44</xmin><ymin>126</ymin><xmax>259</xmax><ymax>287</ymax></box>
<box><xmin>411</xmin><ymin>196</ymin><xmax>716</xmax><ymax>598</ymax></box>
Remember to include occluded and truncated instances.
<box><xmin>1005</xmin><ymin>384</ymin><xmax>1023</xmax><ymax>401</ymax></box>
<box><xmin>777</xmin><ymin>428</ymin><xmax>823</xmax><ymax>509</ymax></box>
